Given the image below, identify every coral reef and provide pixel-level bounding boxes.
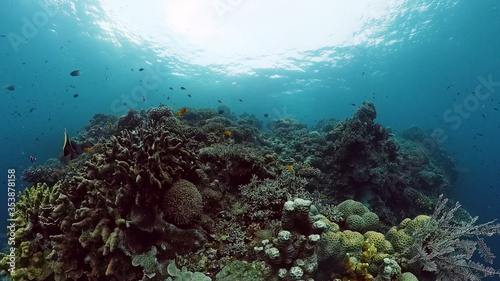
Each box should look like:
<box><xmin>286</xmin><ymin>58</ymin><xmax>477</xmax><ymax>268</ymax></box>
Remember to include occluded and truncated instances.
<box><xmin>79</xmin><ymin>113</ymin><xmax>118</xmax><ymax>143</ymax></box>
<box><xmin>21</xmin><ymin>158</ymin><xmax>68</xmax><ymax>186</ymax></box>
<box><xmin>4</xmin><ymin>102</ymin><xmax>491</xmax><ymax>281</ymax></box>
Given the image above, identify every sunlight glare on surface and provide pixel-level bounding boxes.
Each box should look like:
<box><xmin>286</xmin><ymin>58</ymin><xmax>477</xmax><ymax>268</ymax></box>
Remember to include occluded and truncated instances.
<box><xmin>99</xmin><ymin>0</ymin><xmax>405</xmax><ymax>72</ymax></box>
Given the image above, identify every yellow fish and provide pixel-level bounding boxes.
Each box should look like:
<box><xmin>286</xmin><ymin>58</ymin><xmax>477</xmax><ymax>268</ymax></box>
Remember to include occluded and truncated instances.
<box><xmin>67</xmin><ymin>162</ymin><xmax>74</xmax><ymax>168</ymax></box>
<box><xmin>224</xmin><ymin>131</ymin><xmax>232</xmax><ymax>136</ymax></box>
<box><xmin>178</xmin><ymin>107</ymin><xmax>187</xmax><ymax>116</ymax></box>
<box><xmin>286</xmin><ymin>165</ymin><xmax>294</xmax><ymax>173</ymax></box>
<box><xmin>83</xmin><ymin>147</ymin><xmax>93</xmax><ymax>152</ymax></box>
<box><xmin>109</xmin><ymin>122</ymin><xmax>113</xmax><ymax>130</ymax></box>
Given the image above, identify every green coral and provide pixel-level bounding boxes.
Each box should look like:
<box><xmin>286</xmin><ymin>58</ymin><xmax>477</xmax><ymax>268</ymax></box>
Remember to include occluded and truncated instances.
<box><xmin>163</xmin><ymin>179</ymin><xmax>203</xmax><ymax>227</ymax></box>
<box><xmin>398</xmin><ymin>272</ymin><xmax>419</xmax><ymax>281</ymax></box>
<box><xmin>363</xmin><ymin>231</ymin><xmax>393</xmax><ymax>254</ymax></box>
<box><xmin>0</xmin><ymin>182</ymin><xmax>64</xmax><ymax>280</ymax></box>
<box><xmin>166</xmin><ymin>260</ymin><xmax>211</xmax><ymax>281</ymax></box>
<box><xmin>5</xmin><ymin>250</ymin><xmax>62</xmax><ymax>281</ymax></box>
<box><xmin>337</xmin><ymin>200</ymin><xmax>368</xmax><ymax>218</ymax></box>
<box><xmin>337</xmin><ymin>200</ymin><xmax>379</xmax><ymax>233</ymax></box>
<box><xmin>343</xmin><ymin>253</ymin><xmax>373</xmax><ymax>280</ymax></box>
<box><xmin>385</xmin><ymin>216</ymin><xmax>430</xmax><ymax>254</ymax></box>
<box><xmin>132</xmin><ymin>246</ymin><xmax>159</xmax><ymax>278</ymax></box>
<box><xmin>215</xmin><ymin>260</ymin><xmax>269</xmax><ymax>281</ymax></box>
<box><xmin>318</xmin><ymin>229</ymin><xmax>364</xmax><ymax>268</ymax></box>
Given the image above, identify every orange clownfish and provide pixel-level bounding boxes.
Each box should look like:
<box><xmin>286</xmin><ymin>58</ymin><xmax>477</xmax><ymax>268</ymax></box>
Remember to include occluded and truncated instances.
<box><xmin>178</xmin><ymin>107</ymin><xmax>187</xmax><ymax>116</ymax></box>
<box><xmin>286</xmin><ymin>165</ymin><xmax>294</xmax><ymax>173</ymax></box>
<box><xmin>224</xmin><ymin>131</ymin><xmax>232</xmax><ymax>136</ymax></box>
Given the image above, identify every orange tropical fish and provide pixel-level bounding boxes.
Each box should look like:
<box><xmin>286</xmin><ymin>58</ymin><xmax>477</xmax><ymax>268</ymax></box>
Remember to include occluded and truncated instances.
<box><xmin>178</xmin><ymin>107</ymin><xmax>187</xmax><ymax>116</ymax></box>
<box><xmin>83</xmin><ymin>147</ymin><xmax>93</xmax><ymax>152</ymax></box>
<box><xmin>321</xmin><ymin>194</ymin><xmax>327</xmax><ymax>199</ymax></box>
<box><xmin>224</xmin><ymin>131</ymin><xmax>232</xmax><ymax>136</ymax></box>
<box><xmin>286</xmin><ymin>165</ymin><xmax>294</xmax><ymax>173</ymax></box>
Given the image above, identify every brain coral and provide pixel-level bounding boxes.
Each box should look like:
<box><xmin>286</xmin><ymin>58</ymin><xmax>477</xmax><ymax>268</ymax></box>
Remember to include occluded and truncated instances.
<box><xmin>337</xmin><ymin>200</ymin><xmax>379</xmax><ymax>233</ymax></box>
<box><xmin>337</xmin><ymin>200</ymin><xmax>369</xmax><ymax>219</ymax></box>
<box><xmin>163</xmin><ymin>179</ymin><xmax>203</xmax><ymax>227</ymax></box>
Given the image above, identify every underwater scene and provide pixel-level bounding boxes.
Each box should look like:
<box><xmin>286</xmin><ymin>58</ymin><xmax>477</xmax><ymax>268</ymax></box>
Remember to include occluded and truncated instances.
<box><xmin>1</xmin><ymin>0</ymin><xmax>500</xmax><ymax>280</ymax></box>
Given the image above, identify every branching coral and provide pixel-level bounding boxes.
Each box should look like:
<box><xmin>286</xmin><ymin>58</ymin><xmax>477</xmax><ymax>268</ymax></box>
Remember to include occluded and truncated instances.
<box><xmin>404</xmin><ymin>195</ymin><xmax>500</xmax><ymax>280</ymax></box>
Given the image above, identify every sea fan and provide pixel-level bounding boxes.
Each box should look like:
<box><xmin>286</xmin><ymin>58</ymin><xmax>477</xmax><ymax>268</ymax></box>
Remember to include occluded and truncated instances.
<box><xmin>407</xmin><ymin>195</ymin><xmax>500</xmax><ymax>280</ymax></box>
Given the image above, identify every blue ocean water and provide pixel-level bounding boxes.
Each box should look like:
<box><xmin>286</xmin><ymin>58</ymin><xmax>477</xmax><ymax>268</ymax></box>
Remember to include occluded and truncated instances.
<box><xmin>1</xmin><ymin>0</ymin><xmax>500</xmax><ymax>279</ymax></box>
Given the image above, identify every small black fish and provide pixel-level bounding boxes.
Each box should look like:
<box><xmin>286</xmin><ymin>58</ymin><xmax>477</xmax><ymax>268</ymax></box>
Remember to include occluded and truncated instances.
<box><xmin>35</xmin><ymin>137</ymin><xmax>39</xmax><ymax>141</ymax></box>
<box><xmin>169</xmin><ymin>87</ymin><xmax>174</xmax><ymax>90</ymax></box>
<box><xmin>482</xmin><ymin>114</ymin><xmax>486</xmax><ymax>119</ymax></box>
<box><xmin>73</xmin><ymin>94</ymin><xmax>79</xmax><ymax>98</ymax></box>
<box><xmin>70</xmin><ymin>70</ymin><xmax>81</xmax><ymax>76</ymax></box>
<box><xmin>447</xmin><ymin>84</ymin><xmax>453</xmax><ymax>89</ymax></box>
<box><xmin>5</xmin><ymin>85</ymin><xmax>15</xmax><ymax>91</ymax></box>
<box><xmin>167</xmin><ymin>97</ymin><xmax>170</xmax><ymax>100</ymax></box>
<box><xmin>218</xmin><ymin>109</ymin><xmax>224</xmax><ymax>114</ymax></box>
<box><xmin>29</xmin><ymin>107</ymin><xmax>35</xmax><ymax>113</ymax></box>
<box><xmin>139</xmin><ymin>68</ymin><xmax>144</xmax><ymax>71</ymax></box>
<box><xmin>44</xmin><ymin>60</ymin><xmax>48</xmax><ymax>63</ymax></box>
<box><xmin>239</xmin><ymin>99</ymin><xmax>243</xmax><ymax>102</ymax></box>
<box><xmin>218</xmin><ymin>100</ymin><xmax>223</xmax><ymax>103</ymax></box>
<box><xmin>187</xmin><ymin>94</ymin><xmax>192</xmax><ymax>97</ymax></box>
<box><xmin>264</xmin><ymin>114</ymin><xmax>269</xmax><ymax>118</ymax></box>
<box><xmin>351</xmin><ymin>103</ymin><xmax>356</xmax><ymax>106</ymax></box>
<box><xmin>180</xmin><ymin>87</ymin><xmax>186</xmax><ymax>90</ymax></box>
<box><xmin>30</xmin><ymin>155</ymin><xmax>36</xmax><ymax>162</ymax></box>
<box><xmin>143</xmin><ymin>95</ymin><xmax>145</xmax><ymax>102</ymax></box>
<box><xmin>494</xmin><ymin>108</ymin><xmax>498</xmax><ymax>111</ymax></box>
<box><xmin>477</xmin><ymin>133</ymin><xmax>483</xmax><ymax>136</ymax></box>
<box><xmin>0</xmin><ymin>34</ymin><xmax>5</xmax><ymax>37</ymax></box>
